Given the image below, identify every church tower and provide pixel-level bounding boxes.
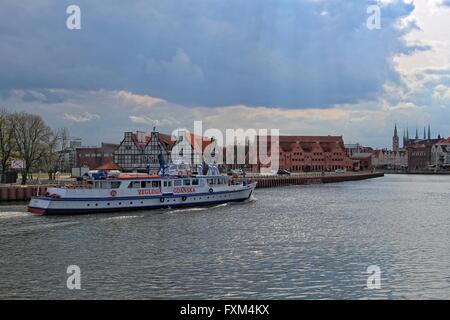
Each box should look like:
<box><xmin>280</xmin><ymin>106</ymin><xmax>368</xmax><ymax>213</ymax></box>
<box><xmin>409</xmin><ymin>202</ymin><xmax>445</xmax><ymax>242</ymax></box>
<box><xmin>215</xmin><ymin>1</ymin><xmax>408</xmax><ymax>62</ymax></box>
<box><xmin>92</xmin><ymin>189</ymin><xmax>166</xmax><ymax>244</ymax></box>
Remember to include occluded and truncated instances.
<box><xmin>393</xmin><ymin>123</ymin><xmax>399</xmax><ymax>152</ymax></box>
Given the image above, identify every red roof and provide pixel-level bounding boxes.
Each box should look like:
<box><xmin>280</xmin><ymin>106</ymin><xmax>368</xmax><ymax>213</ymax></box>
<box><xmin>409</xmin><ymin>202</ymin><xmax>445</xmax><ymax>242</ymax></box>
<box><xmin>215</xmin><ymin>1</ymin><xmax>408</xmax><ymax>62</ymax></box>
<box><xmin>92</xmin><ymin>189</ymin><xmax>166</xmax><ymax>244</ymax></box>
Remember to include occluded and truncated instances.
<box><xmin>96</xmin><ymin>162</ymin><xmax>122</xmax><ymax>170</ymax></box>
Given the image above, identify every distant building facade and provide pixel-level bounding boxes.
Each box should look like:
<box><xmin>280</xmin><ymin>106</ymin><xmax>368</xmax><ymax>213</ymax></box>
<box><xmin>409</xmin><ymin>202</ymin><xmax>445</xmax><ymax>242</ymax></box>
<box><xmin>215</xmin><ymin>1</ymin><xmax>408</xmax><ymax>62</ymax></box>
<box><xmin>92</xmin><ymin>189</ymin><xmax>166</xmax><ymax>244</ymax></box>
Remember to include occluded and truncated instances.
<box><xmin>58</xmin><ymin>138</ymin><xmax>82</xmax><ymax>171</ymax></box>
<box><xmin>374</xmin><ymin>124</ymin><xmax>449</xmax><ymax>171</ymax></box>
<box><xmin>249</xmin><ymin>136</ymin><xmax>356</xmax><ymax>173</ymax></box>
<box><xmin>345</xmin><ymin>143</ymin><xmax>373</xmax><ymax>157</ymax></box>
<box><xmin>372</xmin><ymin>149</ymin><xmax>408</xmax><ymax>169</ymax></box>
<box><xmin>431</xmin><ymin>139</ymin><xmax>450</xmax><ymax>170</ymax></box>
<box><xmin>113</xmin><ymin>130</ymin><xmax>174</xmax><ymax>172</ymax></box>
<box><xmin>113</xmin><ymin>129</ymin><xmax>216</xmax><ymax>172</ymax></box>
<box><xmin>407</xmin><ymin>143</ymin><xmax>432</xmax><ymax>171</ymax></box>
<box><xmin>76</xmin><ymin>143</ymin><xmax>118</xmax><ymax>169</ymax></box>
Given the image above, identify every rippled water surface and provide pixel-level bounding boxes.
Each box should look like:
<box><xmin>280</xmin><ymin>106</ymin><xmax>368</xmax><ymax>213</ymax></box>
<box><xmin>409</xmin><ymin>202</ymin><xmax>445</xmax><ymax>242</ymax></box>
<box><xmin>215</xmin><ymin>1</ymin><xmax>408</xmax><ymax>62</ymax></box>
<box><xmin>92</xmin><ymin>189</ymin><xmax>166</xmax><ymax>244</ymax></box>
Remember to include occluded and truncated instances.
<box><xmin>1</xmin><ymin>174</ymin><xmax>450</xmax><ymax>299</ymax></box>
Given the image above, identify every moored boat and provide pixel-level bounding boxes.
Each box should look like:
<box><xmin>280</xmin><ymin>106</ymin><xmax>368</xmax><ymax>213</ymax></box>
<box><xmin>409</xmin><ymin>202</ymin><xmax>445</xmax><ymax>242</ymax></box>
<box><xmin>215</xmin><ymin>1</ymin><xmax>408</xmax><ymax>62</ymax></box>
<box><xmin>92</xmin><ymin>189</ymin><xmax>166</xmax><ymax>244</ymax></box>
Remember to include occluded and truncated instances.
<box><xmin>27</xmin><ymin>173</ymin><xmax>256</xmax><ymax>215</ymax></box>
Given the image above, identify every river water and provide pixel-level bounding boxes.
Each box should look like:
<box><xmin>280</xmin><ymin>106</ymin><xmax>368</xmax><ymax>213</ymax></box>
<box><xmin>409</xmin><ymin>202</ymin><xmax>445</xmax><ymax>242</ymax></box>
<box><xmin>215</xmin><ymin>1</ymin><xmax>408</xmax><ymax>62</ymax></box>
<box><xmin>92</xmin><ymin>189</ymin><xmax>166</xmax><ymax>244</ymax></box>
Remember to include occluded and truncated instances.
<box><xmin>0</xmin><ymin>174</ymin><xmax>449</xmax><ymax>299</ymax></box>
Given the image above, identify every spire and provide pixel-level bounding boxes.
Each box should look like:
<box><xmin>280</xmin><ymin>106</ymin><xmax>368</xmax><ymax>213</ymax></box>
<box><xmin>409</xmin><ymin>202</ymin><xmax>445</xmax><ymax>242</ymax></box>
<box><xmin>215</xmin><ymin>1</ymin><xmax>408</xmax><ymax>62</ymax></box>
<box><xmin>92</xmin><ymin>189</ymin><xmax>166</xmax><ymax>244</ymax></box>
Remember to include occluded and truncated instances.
<box><xmin>428</xmin><ymin>125</ymin><xmax>431</xmax><ymax>140</ymax></box>
<box><xmin>406</xmin><ymin>127</ymin><xmax>409</xmax><ymax>140</ymax></box>
<box><xmin>392</xmin><ymin>123</ymin><xmax>399</xmax><ymax>151</ymax></box>
<box><xmin>415</xmin><ymin>128</ymin><xmax>419</xmax><ymax>140</ymax></box>
<box><xmin>423</xmin><ymin>127</ymin><xmax>426</xmax><ymax>140</ymax></box>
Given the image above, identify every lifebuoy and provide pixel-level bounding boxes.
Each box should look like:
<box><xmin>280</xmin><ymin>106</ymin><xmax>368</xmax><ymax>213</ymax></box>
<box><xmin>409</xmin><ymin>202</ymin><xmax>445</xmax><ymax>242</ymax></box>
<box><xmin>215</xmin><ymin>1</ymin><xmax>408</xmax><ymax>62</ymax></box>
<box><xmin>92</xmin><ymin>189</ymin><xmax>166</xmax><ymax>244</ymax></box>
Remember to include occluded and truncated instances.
<box><xmin>209</xmin><ymin>188</ymin><xmax>213</xmax><ymax>193</ymax></box>
<box><xmin>110</xmin><ymin>190</ymin><xmax>117</xmax><ymax>197</ymax></box>
<box><xmin>160</xmin><ymin>197</ymin><xmax>165</xmax><ymax>203</ymax></box>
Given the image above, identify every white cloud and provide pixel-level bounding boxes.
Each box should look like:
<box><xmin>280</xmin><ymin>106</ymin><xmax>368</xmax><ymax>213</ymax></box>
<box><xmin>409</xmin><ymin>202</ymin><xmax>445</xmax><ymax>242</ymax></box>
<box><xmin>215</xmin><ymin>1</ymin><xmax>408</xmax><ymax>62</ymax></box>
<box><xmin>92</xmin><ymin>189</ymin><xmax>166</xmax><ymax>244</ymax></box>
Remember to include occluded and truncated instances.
<box><xmin>432</xmin><ymin>84</ymin><xmax>450</xmax><ymax>102</ymax></box>
<box><xmin>116</xmin><ymin>90</ymin><xmax>166</xmax><ymax>107</ymax></box>
<box><xmin>63</xmin><ymin>112</ymin><xmax>100</xmax><ymax>123</ymax></box>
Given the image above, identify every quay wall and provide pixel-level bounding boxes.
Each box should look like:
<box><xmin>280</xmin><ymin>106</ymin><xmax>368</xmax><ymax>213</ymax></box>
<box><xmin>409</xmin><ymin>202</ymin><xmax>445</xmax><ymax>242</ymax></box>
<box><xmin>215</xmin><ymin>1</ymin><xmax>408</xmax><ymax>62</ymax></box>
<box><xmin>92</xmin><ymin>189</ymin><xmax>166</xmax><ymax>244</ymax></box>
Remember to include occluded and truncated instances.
<box><xmin>0</xmin><ymin>186</ymin><xmax>48</xmax><ymax>202</ymax></box>
<box><xmin>253</xmin><ymin>172</ymin><xmax>384</xmax><ymax>189</ymax></box>
<box><xmin>0</xmin><ymin>172</ymin><xmax>384</xmax><ymax>201</ymax></box>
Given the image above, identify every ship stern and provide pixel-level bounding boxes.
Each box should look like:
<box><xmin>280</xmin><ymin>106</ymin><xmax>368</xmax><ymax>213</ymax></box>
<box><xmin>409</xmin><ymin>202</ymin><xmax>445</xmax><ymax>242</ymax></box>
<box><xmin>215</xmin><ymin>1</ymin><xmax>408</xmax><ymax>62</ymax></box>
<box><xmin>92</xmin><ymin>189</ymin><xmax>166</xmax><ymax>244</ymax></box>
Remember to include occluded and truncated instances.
<box><xmin>27</xmin><ymin>197</ymin><xmax>52</xmax><ymax>215</ymax></box>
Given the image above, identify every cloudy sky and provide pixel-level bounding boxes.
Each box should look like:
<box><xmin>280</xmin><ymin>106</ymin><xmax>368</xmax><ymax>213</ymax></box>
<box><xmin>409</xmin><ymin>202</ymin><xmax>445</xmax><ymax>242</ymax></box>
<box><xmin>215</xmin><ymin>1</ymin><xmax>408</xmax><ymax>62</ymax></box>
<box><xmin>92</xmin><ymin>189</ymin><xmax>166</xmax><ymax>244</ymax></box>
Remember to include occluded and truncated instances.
<box><xmin>1</xmin><ymin>0</ymin><xmax>449</xmax><ymax>148</ymax></box>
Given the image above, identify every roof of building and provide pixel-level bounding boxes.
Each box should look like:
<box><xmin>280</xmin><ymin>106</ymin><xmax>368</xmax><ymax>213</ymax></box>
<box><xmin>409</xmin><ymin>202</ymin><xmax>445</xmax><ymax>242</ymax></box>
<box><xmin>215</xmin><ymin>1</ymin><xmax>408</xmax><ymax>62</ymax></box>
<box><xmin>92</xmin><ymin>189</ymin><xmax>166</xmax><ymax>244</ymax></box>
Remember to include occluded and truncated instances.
<box><xmin>96</xmin><ymin>162</ymin><xmax>122</xmax><ymax>170</ymax></box>
<box><xmin>351</xmin><ymin>153</ymin><xmax>373</xmax><ymax>159</ymax></box>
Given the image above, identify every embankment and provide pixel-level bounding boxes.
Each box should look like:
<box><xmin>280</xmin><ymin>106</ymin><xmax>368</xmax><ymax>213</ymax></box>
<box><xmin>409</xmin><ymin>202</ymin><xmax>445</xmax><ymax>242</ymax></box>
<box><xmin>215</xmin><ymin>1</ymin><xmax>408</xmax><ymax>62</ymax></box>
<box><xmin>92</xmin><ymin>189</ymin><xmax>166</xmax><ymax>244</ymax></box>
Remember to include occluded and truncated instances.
<box><xmin>253</xmin><ymin>172</ymin><xmax>384</xmax><ymax>189</ymax></box>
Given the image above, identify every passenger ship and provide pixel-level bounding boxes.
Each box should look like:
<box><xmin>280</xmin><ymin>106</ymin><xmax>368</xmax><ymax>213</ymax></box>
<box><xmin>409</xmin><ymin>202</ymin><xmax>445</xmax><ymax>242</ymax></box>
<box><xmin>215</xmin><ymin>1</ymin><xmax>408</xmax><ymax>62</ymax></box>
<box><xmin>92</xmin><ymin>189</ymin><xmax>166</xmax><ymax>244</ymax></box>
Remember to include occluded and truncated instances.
<box><xmin>27</xmin><ymin>173</ymin><xmax>256</xmax><ymax>215</ymax></box>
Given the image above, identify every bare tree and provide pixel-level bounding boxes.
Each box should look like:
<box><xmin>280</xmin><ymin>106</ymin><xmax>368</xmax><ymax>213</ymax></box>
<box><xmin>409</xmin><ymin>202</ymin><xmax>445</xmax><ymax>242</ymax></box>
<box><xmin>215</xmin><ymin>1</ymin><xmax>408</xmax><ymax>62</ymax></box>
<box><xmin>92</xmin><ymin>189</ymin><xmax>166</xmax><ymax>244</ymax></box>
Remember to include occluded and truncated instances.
<box><xmin>0</xmin><ymin>109</ymin><xmax>16</xmax><ymax>177</ymax></box>
<box><xmin>12</xmin><ymin>112</ymin><xmax>52</xmax><ymax>185</ymax></box>
<box><xmin>41</xmin><ymin>128</ymin><xmax>69</xmax><ymax>180</ymax></box>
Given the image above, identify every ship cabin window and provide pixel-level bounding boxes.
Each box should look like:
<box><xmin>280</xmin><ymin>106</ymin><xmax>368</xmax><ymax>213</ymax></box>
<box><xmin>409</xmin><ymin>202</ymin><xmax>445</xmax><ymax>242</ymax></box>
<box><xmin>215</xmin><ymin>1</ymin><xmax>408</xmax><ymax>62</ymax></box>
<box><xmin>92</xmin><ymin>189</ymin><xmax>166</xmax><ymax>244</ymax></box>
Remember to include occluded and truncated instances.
<box><xmin>174</xmin><ymin>180</ymin><xmax>182</xmax><ymax>187</ymax></box>
<box><xmin>192</xmin><ymin>179</ymin><xmax>199</xmax><ymax>186</ymax></box>
<box><xmin>128</xmin><ymin>181</ymin><xmax>141</xmax><ymax>188</ymax></box>
<box><xmin>152</xmin><ymin>181</ymin><xmax>161</xmax><ymax>188</ymax></box>
<box><xmin>183</xmin><ymin>179</ymin><xmax>191</xmax><ymax>186</ymax></box>
<box><xmin>207</xmin><ymin>178</ymin><xmax>226</xmax><ymax>185</ymax></box>
<box><xmin>110</xmin><ymin>181</ymin><xmax>121</xmax><ymax>189</ymax></box>
<box><xmin>163</xmin><ymin>181</ymin><xmax>172</xmax><ymax>187</ymax></box>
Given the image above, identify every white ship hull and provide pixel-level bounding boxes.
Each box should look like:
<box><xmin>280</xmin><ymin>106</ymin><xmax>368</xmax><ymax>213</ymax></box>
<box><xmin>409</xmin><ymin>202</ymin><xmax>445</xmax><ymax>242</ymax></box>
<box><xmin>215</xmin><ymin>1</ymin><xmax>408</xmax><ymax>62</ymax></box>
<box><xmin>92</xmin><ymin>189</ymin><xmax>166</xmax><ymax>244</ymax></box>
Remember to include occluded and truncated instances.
<box><xmin>28</xmin><ymin>178</ymin><xmax>256</xmax><ymax>215</ymax></box>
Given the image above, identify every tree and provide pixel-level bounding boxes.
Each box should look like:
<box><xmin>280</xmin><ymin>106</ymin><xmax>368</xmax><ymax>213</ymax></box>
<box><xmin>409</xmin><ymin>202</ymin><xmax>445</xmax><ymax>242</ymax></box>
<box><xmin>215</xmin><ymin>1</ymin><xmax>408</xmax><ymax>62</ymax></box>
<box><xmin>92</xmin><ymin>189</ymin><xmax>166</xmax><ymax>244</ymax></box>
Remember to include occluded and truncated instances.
<box><xmin>40</xmin><ymin>128</ymin><xmax>69</xmax><ymax>180</ymax></box>
<box><xmin>0</xmin><ymin>109</ymin><xmax>16</xmax><ymax>177</ymax></box>
<box><xmin>11</xmin><ymin>112</ymin><xmax>52</xmax><ymax>185</ymax></box>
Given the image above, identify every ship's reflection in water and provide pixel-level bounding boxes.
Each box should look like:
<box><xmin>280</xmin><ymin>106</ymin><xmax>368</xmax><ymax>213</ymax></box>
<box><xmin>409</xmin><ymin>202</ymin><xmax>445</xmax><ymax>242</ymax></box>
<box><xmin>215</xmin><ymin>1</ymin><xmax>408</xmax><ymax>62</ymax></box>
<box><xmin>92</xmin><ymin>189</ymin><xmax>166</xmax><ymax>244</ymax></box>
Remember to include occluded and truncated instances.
<box><xmin>1</xmin><ymin>174</ymin><xmax>450</xmax><ymax>299</ymax></box>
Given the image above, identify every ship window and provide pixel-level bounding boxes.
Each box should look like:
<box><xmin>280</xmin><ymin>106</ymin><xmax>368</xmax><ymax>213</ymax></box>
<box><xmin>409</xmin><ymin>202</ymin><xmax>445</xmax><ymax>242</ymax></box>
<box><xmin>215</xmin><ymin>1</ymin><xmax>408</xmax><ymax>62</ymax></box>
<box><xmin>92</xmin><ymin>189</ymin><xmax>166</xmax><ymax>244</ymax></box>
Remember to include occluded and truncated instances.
<box><xmin>163</xmin><ymin>181</ymin><xmax>172</xmax><ymax>187</ymax></box>
<box><xmin>183</xmin><ymin>179</ymin><xmax>191</xmax><ymax>186</ymax></box>
<box><xmin>111</xmin><ymin>181</ymin><xmax>121</xmax><ymax>189</ymax></box>
<box><xmin>128</xmin><ymin>181</ymin><xmax>141</xmax><ymax>188</ymax></box>
<box><xmin>192</xmin><ymin>179</ymin><xmax>199</xmax><ymax>186</ymax></box>
<box><xmin>174</xmin><ymin>180</ymin><xmax>182</xmax><ymax>187</ymax></box>
<box><xmin>141</xmin><ymin>181</ymin><xmax>147</xmax><ymax>188</ymax></box>
<box><xmin>99</xmin><ymin>181</ymin><xmax>110</xmax><ymax>189</ymax></box>
<box><xmin>152</xmin><ymin>181</ymin><xmax>161</xmax><ymax>188</ymax></box>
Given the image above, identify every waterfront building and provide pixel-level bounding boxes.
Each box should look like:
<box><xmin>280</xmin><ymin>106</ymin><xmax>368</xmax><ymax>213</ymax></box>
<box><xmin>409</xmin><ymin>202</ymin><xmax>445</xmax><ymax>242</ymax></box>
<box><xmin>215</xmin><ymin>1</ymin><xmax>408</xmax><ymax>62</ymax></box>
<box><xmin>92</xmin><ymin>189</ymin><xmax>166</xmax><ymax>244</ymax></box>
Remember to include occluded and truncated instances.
<box><xmin>57</xmin><ymin>138</ymin><xmax>82</xmax><ymax>171</ymax></box>
<box><xmin>431</xmin><ymin>138</ymin><xmax>450</xmax><ymax>171</ymax></box>
<box><xmin>407</xmin><ymin>143</ymin><xmax>432</xmax><ymax>171</ymax></box>
<box><xmin>171</xmin><ymin>130</ymin><xmax>217</xmax><ymax>167</ymax></box>
<box><xmin>249</xmin><ymin>136</ymin><xmax>355</xmax><ymax>173</ymax></box>
<box><xmin>113</xmin><ymin>129</ymin><xmax>216</xmax><ymax>173</ymax></box>
<box><xmin>371</xmin><ymin>149</ymin><xmax>408</xmax><ymax>170</ymax></box>
<box><xmin>76</xmin><ymin>143</ymin><xmax>119</xmax><ymax>169</ymax></box>
<box><xmin>350</xmin><ymin>153</ymin><xmax>373</xmax><ymax>171</ymax></box>
<box><xmin>345</xmin><ymin>143</ymin><xmax>373</xmax><ymax>157</ymax></box>
<box><xmin>113</xmin><ymin>130</ymin><xmax>174</xmax><ymax>172</ymax></box>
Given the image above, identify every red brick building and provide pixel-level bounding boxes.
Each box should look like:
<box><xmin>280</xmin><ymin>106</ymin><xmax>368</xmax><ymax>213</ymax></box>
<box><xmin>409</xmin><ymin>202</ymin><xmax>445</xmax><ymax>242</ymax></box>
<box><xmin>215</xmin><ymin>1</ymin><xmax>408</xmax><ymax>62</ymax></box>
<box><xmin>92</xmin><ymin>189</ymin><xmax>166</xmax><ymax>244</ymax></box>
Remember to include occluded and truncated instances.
<box><xmin>250</xmin><ymin>135</ymin><xmax>356</xmax><ymax>173</ymax></box>
<box><xmin>75</xmin><ymin>143</ymin><xmax>119</xmax><ymax>169</ymax></box>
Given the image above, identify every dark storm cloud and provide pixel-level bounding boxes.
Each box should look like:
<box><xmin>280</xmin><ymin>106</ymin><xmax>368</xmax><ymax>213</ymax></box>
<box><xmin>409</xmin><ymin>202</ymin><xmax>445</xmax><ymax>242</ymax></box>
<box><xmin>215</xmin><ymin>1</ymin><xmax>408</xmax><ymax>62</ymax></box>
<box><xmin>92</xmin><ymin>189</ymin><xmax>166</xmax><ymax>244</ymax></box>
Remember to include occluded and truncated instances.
<box><xmin>0</xmin><ymin>0</ymin><xmax>419</xmax><ymax>108</ymax></box>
